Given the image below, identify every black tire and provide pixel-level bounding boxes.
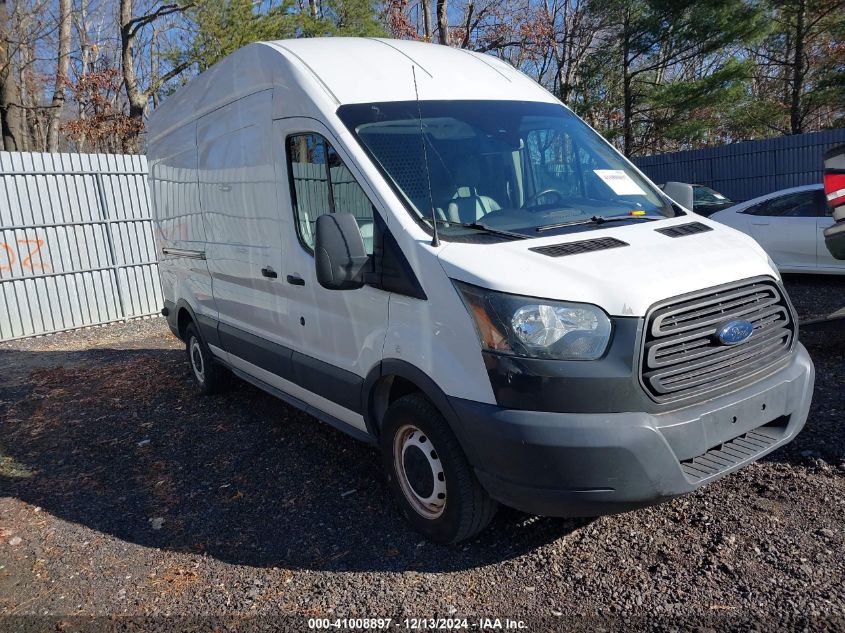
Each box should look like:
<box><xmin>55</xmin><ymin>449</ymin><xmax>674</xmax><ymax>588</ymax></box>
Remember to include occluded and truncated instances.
<box><xmin>185</xmin><ymin>322</ymin><xmax>229</xmax><ymax>395</ymax></box>
<box><xmin>380</xmin><ymin>393</ymin><xmax>498</xmax><ymax>543</ymax></box>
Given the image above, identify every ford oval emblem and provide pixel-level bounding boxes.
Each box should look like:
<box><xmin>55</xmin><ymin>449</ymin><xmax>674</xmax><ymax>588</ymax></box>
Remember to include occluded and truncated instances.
<box><xmin>716</xmin><ymin>320</ymin><xmax>754</xmax><ymax>346</ymax></box>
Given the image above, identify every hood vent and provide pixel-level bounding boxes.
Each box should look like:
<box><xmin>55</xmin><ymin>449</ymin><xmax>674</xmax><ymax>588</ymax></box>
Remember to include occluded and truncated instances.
<box><xmin>655</xmin><ymin>222</ymin><xmax>713</xmax><ymax>238</ymax></box>
<box><xmin>530</xmin><ymin>237</ymin><xmax>628</xmax><ymax>257</ymax></box>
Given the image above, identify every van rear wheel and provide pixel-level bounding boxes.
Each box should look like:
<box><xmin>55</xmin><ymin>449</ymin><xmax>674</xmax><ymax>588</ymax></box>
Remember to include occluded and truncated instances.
<box><xmin>380</xmin><ymin>393</ymin><xmax>497</xmax><ymax>543</ymax></box>
<box><xmin>185</xmin><ymin>322</ymin><xmax>229</xmax><ymax>395</ymax></box>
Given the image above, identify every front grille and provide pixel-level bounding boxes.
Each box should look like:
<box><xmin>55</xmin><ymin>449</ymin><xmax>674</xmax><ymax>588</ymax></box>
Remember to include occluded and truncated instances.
<box><xmin>641</xmin><ymin>278</ymin><xmax>795</xmax><ymax>402</ymax></box>
<box><xmin>680</xmin><ymin>417</ymin><xmax>788</xmax><ymax>482</ymax></box>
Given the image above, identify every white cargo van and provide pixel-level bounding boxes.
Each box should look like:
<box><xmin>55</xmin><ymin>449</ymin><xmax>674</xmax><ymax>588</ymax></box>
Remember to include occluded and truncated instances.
<box><xmin>148</xmin><ymin>38</ymin><xmax>814</xmax><ymax>543</ymax></box>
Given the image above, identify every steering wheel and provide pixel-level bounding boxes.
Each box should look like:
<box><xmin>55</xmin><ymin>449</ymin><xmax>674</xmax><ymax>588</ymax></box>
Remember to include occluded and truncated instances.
<box><xmin>523</xmin><ymin>188</ymin><xmax>567</xmax><ymax>209</ymax></box>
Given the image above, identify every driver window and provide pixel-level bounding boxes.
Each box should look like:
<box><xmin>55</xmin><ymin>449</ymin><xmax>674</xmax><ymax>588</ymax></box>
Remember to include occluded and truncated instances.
<box><xmin>287</xmin><ymin>133</ymin><xmax>376</xmax><ymax>254</ymax></box>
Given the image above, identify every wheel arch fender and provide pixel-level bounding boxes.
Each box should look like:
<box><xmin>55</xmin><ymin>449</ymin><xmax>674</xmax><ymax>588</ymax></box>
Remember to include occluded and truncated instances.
<box><xmin>174</xmin><ymin>299</ymin><xmax>198</xmax><ymax>341</ymax></box>
<box><xmin>361</xmin><ymin>359</ymin><xmax>481</xmax><ymax>467</ymax></box>
<box><xmin>174</xmin><ymin>299</ymin><xmax>220</xmax><ymax>348</ymax></box>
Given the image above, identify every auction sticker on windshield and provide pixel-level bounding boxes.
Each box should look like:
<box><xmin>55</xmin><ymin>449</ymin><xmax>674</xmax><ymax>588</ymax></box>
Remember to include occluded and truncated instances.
<box><xmin>594</xmin><ymin>169</ymin><xmax>647</xmax><ymax>196</ymax></box>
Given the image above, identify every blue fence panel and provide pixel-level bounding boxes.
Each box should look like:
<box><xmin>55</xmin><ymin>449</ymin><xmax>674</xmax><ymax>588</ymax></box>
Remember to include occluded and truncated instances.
<box><xmin>633</xmin><ymin>129</ymin><xmax>845</xmax><ymax>202</ymax></box>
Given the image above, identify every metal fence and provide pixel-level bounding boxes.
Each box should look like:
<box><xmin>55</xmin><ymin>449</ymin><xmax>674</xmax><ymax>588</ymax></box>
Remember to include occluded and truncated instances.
<box><xmin>633</xmin><ymin>128</ymin><xmax>845</xmax><ymax>203</ymax></box>
<box><xmin>0</xmin><ymin>152</ymin><xmax>159</xmax><ymax>341</ymax></box>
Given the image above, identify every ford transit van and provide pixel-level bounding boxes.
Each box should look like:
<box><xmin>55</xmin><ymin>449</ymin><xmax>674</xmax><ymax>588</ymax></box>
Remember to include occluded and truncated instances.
<box><xmin>148</xmin><ymin>38</ymin><xmax>814</xmax><ymax>543</ymax></box>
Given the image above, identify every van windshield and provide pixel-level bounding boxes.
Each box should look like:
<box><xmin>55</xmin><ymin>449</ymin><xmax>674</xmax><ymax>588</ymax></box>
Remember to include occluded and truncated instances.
<box><xmin>338</xmin><ymin>100</ymin><xmax>675</xmax><ymax>240</ymax></box>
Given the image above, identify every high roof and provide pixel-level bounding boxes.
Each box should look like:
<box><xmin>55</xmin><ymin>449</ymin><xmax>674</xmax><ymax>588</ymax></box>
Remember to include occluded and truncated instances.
<box><xmin>264</xmin><ymin>37</ymin><xmax>556</xmax><ymax>105</ymax></box>
<box><xmin>147</xmin><ymin>38</ymin><xmax>558</xmax><ymax>144</ymax></box>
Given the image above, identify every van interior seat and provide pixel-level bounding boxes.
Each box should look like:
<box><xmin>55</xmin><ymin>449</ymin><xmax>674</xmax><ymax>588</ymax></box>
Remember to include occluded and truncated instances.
<box><xmin>446</xmin><ymin>159</ymin><xmax>501</xmax><ymax>223</ymax></box>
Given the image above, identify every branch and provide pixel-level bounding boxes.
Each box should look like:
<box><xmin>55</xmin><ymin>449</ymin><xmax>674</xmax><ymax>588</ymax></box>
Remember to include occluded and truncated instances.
<box><xmin>474</xmin><ymin>39</ymin><xmax>522</xmax><ymax>53</ymax></box>
<box><xmin>150</xmin><ymin>59</ymin><xmax>194</xmax><ymax>93</ymax></box>
<box><xmin>126</xmin><ymin>3</ymin><xmax>194</xmax><ymax>39</ymax></box>
<box><xmin>5</xmin><ymin>102</ymin><xmax>62</xmax><ymax>110</ymax></box>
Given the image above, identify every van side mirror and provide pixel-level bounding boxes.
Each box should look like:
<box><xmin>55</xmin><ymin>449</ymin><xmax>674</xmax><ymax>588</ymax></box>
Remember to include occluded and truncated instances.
<box><xmin>314</xmin><ymin>213</ymin><xmax>369</xmax><ymax>290</ymax></box>
<box><xmin>663</xmin><ymin>182</ymin><xmax>694</xmax><ymax>211</ymax></box>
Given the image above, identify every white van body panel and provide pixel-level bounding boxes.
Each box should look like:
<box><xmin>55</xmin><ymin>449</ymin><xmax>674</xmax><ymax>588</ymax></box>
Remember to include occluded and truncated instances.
<box><xmin>148</xmin><ymin>120</ymin><xmax>217</xmax><ymax>323</ymax></box>
<box><xmin>383</xmin><ymin>246</ymin><xmax>498</xmax><ymax>405</ymax></box>
<box><xmin>273</xmin><ymin>117</ymin><xmax>391</xmax><ymax>395</ymax></box>
<box><xmin>197</xmin><ymin>90</ymin><xmax>290</xmax><ymax>342</ymax></box>
<box><xmin>437</xmin><ymin>216</ymin><xmax>777</xmax><ymax>318</ymax></box>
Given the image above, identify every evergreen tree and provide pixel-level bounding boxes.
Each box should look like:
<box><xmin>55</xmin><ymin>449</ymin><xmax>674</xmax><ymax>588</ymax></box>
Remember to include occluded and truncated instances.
<box><xmin>748</xmin><ymin>0</ymin><xmax>845</xmax><ymax>135</ymax></box>
<box><xmin>181</xmin><ymin>0</ymin><xmax>384</xmax><ymax>72</ymax></box>
<box><xmin>580</xmin><ymin>0</ymin><xmax>766</xmax><ymax>155</ymax></box>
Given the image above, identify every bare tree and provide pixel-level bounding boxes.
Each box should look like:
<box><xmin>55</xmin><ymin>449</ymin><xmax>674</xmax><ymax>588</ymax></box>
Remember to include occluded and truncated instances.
<box><xmin>0</xmin><ymin>0</ymin><xmax>27</xmax><ymax>150</ymax></box>
<box><xmin>436</xmin><ymin>0</ymin><xmax>448</xmax><ymax>44</ymax></box>
<box><xmin>119</xmin><ymin>0</ymin><xmax>193</xmax><ymax>152</ymax></box>
<box><xmin>421</xmin><ymin>0</ymin><xmax>432</xmax><ymax>40</ymax></box>
<box><xmin>46</xmin><ymin>0</ymin><xmax>73</xmax><ymax>151</ymax></box>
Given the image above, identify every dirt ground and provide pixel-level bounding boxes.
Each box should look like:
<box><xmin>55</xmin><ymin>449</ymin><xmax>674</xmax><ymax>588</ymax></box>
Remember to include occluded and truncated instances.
<box><xmin>0</xmin><ymin>274</ymin><xmax>843</xmax><ymax>632</ymax></box>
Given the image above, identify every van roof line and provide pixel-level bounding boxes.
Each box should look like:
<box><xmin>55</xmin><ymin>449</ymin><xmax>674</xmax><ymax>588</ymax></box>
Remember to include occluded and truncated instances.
<box><xmin>456</xmin><ymin>48</ymin><xmax>513</xmax><ymax>83</ymax></box>
<box><xmin>365</xmin><ymin>38</ymin><xmax>434</xmax><ymax>78</ymax></box>
<box><xmin>146</xmin><ymin>38</ymin><xmax>559</xmax><ymax>144</ymax></box>
<box><xmin>268</xmin><ymin>42</ymin><xmax>342</xmax><ymax>106</ymax></box>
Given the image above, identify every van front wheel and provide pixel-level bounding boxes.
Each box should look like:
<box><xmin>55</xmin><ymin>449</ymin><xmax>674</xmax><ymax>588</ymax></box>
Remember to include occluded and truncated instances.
<box><xmin>185</xmin><ymin>322</ymin><xmax>228</xmax><ymax>395</ymax></box>
<box><xmin>380</xmin><ymin>394</ymin><xmax>497</xmax><ymax>543</ymax></box>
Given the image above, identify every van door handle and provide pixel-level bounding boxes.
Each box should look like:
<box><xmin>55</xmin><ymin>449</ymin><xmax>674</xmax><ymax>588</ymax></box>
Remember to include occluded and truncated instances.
<box><xmin>751</xmin><ymin>221</ymin><xmax>770</xmax><ymax>226</ymax></box>
<box><xmin>261</xmin><ymin>267</ymin><xmax>278</xmax><ymax>279</ymax></box>
<box><xmin>286</xmin><ymin>274</ymin><xmax>305</xmax><ymax>286</ymax></box>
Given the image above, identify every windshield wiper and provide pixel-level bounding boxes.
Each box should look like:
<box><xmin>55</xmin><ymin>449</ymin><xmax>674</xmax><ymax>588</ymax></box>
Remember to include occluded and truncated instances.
<box><xmin>433</xmin><ymin>218</ymin><xmax>528</xmax><ymax>240</ymax></box>
<box><xmin>535</xmin><ymin>214</ymin><xmax>659</xmax><ymax>233</ymax></box>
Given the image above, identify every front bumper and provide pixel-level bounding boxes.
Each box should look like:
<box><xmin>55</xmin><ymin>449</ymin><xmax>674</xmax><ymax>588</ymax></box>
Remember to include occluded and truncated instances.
<box><xmin>449</xmin><ymin>344</ymin><xmax>814</xmax><ymax>517</ymax></box>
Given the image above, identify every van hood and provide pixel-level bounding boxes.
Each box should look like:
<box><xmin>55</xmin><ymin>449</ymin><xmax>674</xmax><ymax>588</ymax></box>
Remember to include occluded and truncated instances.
<box><xmin>436</xmin><ymin>218</ymin><xmax>778</xmax><ymax>317</ymax></box>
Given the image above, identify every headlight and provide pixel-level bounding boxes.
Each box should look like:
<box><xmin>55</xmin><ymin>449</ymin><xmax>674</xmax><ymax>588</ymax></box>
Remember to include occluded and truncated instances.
<box><xmin>453</xmin><ymin>281</ymin><xmax>612</xmax><ymax>360</ymax></box>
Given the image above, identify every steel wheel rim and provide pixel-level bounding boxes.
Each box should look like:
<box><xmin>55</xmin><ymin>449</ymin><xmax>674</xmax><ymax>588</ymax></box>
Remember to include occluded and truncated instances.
<box><xmin>393</xmin><ymin>423</ymin><xmax>446</xmax><ymax>519</ymax></box>
<box><xmin>190</xmin><ymin>337</ymin><xmax>205</xmax><ymax>383</ymax></box>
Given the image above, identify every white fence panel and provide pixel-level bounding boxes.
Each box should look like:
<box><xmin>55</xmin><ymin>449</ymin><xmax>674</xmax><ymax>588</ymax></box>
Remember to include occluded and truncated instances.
<box><xmin>0</xmin><ymin>152</ymin><xmax>160</xmax><ymax>340</ymax></box>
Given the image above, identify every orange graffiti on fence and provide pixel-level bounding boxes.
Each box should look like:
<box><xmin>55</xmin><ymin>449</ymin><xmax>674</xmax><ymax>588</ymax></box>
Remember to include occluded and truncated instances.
<box><xmin>0</xmin><ymin>242</ymin><xmax>13</xmax><ymax>272</ymax></box>
<box><xmin>0</xmin><ymin>239</ymin><xmax>52</xmax><ymax>273</ymax></box>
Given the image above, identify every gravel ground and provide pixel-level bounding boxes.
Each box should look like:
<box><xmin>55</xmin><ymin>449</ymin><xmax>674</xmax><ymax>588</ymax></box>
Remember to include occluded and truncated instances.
<box><xmin>0</xmin><ymin>275</ymin><xmax>843</xmax><ymax>631</ymax></box>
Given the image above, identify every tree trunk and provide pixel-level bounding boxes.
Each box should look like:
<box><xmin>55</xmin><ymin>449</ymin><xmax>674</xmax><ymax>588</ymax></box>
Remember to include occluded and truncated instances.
<box><xmin>422</xmin><ymin>0</ymin><xmax>431</xmax><ymax>40</ymax></box>
<box><xmin>461</xmin><ymin>1</ymin><xmax>473</xmax><ymax>48</ymax></box>
<box><xmin>789</xmin><ymin>0</ymin><xmax>806</xmax><ymax>134</ymax></box>
<box><xmin>151</xmin><ymin>27</ymin><xmax>160</xmax><ymax>109</ymax></box>
<box><xmin>309</xmin><ymin>0</ymin><xmax>318</xmax><ymax>18</ymax></box>
<box><xmin>46</xmin><ymin>0</ymin><xmax>72</xmax><ymax>152</ymax></box>
<box><xmin>119</xmin><ymin>0</ymin><xmax>147</xmax><ymax>153</ymax></box>
<box><xmin>621</xmin><ymin>10</ymin><xmax>633</xmax><ymax>156</ymax></box>
<box><xmin>436</xmin><ymin>0</ymin><xmax>448</xmax><ymax>44</ymax></box>
<box><xmin>0</xmin><ymin>0</ymin><xmax>25</xmax><ymax>151</ymax></box>
<box><xmin>75</xmin><ymin>2</ymin><xmax>90</xmax><ymax>151</ymax></box>
<box><xmin>0</xmin><ymin>69</ymin><xmax>24</xmax><ymax>151</ymax></box>
<box><xmin>21</xmin><ymin>37</ymin><xmax>39</xmax><ymax>151</ymax></box>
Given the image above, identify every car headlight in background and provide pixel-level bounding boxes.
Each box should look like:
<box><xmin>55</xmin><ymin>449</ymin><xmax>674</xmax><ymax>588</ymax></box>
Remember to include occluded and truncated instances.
<box><xmin>453</xmin><ymin>281</ymin><xmax>612</xmax><ymax>360</ymax></box>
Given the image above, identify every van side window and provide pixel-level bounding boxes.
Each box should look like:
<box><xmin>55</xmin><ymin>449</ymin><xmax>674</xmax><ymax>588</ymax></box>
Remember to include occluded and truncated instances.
<box><xmin>287</xmin><ymin>133</ymin><xmax>375</xmax><ymax>254</ymax></box>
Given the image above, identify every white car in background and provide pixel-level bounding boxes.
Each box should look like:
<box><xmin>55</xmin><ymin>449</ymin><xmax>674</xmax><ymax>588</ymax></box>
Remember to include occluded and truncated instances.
<box><xmin>710</xmin><ymin>184</ymin><xmax>844</xmax><ymax>275</ymax></box>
